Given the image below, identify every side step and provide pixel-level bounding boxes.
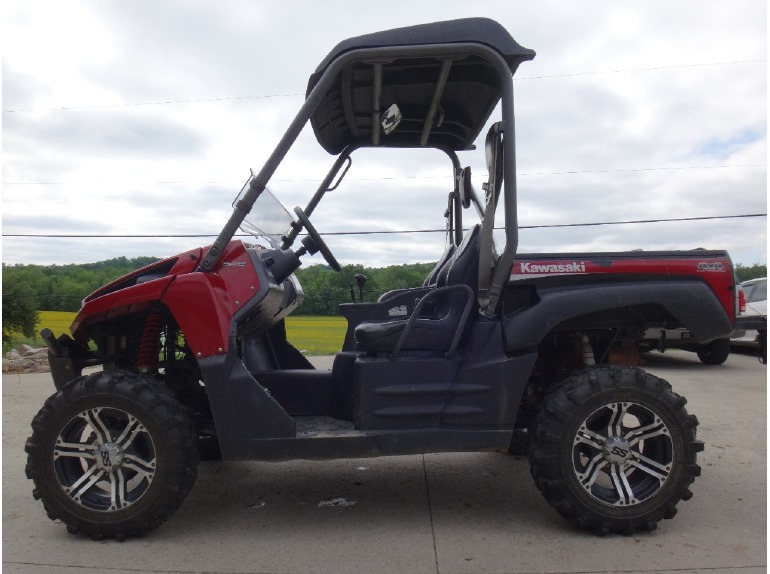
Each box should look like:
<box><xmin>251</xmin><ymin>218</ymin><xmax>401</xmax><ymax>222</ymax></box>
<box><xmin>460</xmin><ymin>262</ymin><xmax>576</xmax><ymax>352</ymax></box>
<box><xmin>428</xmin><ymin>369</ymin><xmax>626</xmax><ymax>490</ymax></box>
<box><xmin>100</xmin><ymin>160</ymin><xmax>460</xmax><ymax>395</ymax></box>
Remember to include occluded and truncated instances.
<box><xmin>233</xmin><ymin>417</ymin><xmax>512</xmax><ymax>461</ymax></box>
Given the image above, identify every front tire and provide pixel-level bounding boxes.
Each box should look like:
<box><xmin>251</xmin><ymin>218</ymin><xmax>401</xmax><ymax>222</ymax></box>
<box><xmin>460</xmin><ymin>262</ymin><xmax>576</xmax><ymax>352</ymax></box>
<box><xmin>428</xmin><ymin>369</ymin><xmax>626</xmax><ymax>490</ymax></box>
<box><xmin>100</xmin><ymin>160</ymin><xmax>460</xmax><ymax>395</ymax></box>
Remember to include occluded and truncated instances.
<box><xmin>25</xmin><ymin>371</ymin><xmax>199</xmax><ymax>540</ymax></box>
<box><xmin>528</xmin><ymin>366</ymin><xmax>703</xmax><ymax>535</ymax></box>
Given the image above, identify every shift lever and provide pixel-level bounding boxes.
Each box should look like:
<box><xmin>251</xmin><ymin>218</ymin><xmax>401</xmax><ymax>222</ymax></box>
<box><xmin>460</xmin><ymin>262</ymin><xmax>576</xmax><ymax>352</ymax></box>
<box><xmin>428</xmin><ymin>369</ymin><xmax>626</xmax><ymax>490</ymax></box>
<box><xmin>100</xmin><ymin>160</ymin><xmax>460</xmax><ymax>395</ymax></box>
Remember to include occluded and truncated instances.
<box><xmin>354</xmin><ymin>274</ymin><xmax>367</xmax><ymax>303</ymax></box>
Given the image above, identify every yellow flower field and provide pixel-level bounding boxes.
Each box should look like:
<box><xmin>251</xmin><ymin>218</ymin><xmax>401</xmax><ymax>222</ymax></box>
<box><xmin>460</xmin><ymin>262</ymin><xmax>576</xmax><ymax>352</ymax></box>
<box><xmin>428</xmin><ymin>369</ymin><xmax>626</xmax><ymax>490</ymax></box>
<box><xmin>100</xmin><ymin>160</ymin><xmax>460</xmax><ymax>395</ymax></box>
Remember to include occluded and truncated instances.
<box><xmin>284</xmin><ymin>316</ymin><xmax>347</xmax><ymax>355</ymax></box>
<box><xmin>37</xmin><ymin>311</ymin><xmax>77</xmax><ymax>339</ymax></box>
<box><xmin>29</xmin><ymin>312</ymin><xmax>346</xmax><ymax>356</ymax></box>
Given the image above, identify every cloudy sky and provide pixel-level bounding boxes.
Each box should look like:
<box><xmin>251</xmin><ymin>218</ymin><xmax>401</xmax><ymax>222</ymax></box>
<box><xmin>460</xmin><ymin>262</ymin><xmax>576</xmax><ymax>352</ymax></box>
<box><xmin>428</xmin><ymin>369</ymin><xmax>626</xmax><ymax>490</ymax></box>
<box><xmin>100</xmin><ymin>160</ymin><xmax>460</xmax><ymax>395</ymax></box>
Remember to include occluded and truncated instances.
<box><xmin>3</xmin><ymin>0</ymin><xmax>767</xmax><ymax>269</ymax></box>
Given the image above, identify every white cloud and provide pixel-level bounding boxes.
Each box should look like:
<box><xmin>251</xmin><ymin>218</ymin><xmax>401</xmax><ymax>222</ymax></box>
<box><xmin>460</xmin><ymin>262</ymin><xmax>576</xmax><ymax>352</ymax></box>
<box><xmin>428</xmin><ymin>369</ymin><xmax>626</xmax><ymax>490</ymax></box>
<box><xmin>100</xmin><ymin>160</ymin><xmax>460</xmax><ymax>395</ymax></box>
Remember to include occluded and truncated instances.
<box><xmin>2</xmin><ymin>0</ymin><xmax>766</xmax><ymax>268</ymax></box>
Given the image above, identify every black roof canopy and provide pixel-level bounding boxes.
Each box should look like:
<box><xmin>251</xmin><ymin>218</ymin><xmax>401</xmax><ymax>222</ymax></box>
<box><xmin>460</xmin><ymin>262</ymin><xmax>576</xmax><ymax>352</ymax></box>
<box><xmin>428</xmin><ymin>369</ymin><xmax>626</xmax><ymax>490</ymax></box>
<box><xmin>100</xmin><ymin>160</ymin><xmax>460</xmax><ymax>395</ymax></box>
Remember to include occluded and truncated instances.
<box><xmin>307</xmin><ymin>18</ymin><xmax>535</xmax><ymax>154</ymax></box>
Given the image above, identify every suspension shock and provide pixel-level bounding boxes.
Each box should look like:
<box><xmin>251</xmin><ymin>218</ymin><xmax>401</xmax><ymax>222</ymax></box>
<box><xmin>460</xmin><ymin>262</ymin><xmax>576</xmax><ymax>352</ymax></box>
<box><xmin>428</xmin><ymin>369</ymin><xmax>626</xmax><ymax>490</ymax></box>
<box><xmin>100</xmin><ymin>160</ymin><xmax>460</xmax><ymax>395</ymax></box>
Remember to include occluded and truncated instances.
<box><xmin>137</xmin><ymin>311</ymin><xmax>164</xmax><ymax>373</ymax></box>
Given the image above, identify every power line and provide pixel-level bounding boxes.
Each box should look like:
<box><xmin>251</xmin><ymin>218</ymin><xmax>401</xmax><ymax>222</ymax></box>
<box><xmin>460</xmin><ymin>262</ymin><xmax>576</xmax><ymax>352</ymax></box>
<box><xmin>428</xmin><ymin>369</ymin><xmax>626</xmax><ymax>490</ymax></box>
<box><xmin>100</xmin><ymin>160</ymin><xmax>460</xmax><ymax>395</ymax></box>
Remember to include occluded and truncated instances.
<box><xmin>519</xmin><ymin>163</ymin><xmax>766</xmax><ymax>176</ymax></box>
<box><xmin>3</xmin><ymin>175</ymin><xmax>447</xmax><ymax>185</ymax></box>
<box><xmin>519</xmin><ymin>213</ymin><xmax>766</xmax><ymax>230</ymax></box>
<box><xmin>3</xmin><ymin>59</ymin><xmax>764</xmax><ymax>114</ymax></box>
<box><xmin>3</xmin><ymin>163</ymin><xmax>765</xmax><ymax>186</ymax></box>
<box><xmin>516</xmin><ymin>59</ymin><xmax>767</xmax><ymax>80</ymax></box>
<box><xmin>3</xmin><ymin>213</ymin><xmax>765</xmax><ymax>239</ymax></box>
<box><xmin>2</xmin><ymin>93</ymin><xmax>304</xmax><ymax>114</ymax></box>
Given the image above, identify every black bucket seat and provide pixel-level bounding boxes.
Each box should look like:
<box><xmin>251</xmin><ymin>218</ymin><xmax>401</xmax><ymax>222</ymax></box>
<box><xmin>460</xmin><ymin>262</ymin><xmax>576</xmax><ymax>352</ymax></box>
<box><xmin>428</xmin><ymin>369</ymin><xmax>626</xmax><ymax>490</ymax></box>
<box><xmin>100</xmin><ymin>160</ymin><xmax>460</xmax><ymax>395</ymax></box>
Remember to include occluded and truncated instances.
<box><xmin>354</xmin><ymin>224</ymin><xmax>480</xmax><ymax>356</ymax></box>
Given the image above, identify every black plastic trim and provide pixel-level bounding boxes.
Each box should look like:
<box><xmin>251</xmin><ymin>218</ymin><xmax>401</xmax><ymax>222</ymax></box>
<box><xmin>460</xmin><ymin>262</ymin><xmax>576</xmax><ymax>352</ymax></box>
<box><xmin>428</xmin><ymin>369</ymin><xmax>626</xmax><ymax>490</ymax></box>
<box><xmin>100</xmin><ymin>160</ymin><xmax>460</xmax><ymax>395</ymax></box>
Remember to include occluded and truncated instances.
<box><xmin>503</xmin><ymin>280</ymin><xmax>733</xmax><ymax>351</ymax></box>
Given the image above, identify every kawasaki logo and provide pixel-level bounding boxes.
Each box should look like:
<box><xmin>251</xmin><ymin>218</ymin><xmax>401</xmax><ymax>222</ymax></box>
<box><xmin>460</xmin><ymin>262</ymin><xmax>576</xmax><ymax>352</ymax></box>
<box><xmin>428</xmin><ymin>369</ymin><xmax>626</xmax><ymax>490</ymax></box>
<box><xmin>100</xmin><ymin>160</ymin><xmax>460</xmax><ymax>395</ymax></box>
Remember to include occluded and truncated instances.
<box><xmin>519</xmin><ymin>261</ymin><xmax>586</xmax><ymax>274</ymax></box>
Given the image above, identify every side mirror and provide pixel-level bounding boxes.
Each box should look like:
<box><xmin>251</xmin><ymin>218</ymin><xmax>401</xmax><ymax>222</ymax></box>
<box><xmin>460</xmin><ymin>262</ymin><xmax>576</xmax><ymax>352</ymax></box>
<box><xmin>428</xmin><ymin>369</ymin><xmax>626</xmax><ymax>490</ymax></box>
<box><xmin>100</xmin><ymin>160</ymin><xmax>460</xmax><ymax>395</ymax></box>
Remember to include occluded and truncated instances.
<box><xmin>458</xmin><ymin>166</ymin><xmax>472</xmax><ymax>209</ymax></box>
<box><xmin>484</xmin><ymin>122</ymin><xmax>504</xmax><ymax>198</ymax></box>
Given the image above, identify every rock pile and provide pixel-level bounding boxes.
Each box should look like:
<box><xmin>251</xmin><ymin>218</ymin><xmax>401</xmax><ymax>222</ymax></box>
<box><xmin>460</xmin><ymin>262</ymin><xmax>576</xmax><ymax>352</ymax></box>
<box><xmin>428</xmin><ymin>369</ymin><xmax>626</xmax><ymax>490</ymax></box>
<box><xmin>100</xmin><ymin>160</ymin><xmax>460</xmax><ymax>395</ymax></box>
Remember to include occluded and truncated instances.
<box><xmin>3</xmin><ymin>344</ymin><xmax>50</xmax><ymax>373</ymax></box>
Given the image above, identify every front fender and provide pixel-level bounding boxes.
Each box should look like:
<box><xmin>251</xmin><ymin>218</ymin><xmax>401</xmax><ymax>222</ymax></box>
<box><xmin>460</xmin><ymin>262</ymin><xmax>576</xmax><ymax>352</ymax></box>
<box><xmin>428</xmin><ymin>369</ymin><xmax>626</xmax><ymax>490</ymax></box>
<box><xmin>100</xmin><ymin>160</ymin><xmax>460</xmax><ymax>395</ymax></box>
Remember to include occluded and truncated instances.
<box><xmin>503</xmin><ymin>281</ymin><xmax>733</xmax><ymax>351</ymax></box>
<box><xmin>162</xmin><ymin>241</ymin><xmax>263</xmax><ymax>359</ymax></box>
<box><xmin>71</xmin><ymin>276</ymin><xmax>176</xmax><ymax>336</ymax></box>
<box><xmin>161</xmin><ymin>273</ymin><xmax>233</xmax><ymax>358</ymax></box>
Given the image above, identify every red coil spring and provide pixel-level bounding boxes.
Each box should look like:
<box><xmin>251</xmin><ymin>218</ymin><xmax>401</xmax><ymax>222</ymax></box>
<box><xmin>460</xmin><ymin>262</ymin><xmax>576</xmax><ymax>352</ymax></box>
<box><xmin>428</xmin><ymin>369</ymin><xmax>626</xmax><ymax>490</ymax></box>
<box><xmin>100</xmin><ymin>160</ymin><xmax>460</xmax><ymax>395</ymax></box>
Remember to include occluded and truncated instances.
<box><xmin>137</xmin><ymin>312</ymin><xmax>164</xmax><ymax>373</ymax></box>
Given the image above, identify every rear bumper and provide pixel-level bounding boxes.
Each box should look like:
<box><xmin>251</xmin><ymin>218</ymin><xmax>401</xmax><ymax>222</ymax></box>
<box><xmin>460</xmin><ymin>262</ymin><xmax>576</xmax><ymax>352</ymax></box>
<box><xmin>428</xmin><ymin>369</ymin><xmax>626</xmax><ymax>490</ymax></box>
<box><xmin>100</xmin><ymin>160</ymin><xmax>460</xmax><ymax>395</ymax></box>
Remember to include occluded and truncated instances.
<box><xmin>734</xmin><ymin>315</ymin><xmax>767</xmax><ymax>332</ymax></box>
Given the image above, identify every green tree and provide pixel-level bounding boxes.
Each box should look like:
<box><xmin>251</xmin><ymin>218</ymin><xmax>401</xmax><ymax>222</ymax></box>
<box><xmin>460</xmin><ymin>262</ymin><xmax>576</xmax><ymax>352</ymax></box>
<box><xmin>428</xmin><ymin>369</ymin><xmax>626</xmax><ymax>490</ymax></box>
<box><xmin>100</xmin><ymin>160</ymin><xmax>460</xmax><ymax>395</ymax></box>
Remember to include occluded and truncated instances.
<box><xmin>735</xmin><ymin>263</ymin><xmax>767</xmax><ymax>282</ymax></box>
<box><xmin>2</xmin><ymin>274</ymin><xmax>40</xmax><ymax>341</ymax></box>
<box><xmin>0</xmin><ymin>257</ymin><xmax>439</xmax><ymax>316</ymax></box>
<box><xmin>1</xmin><ymin>257</ymin><xmax>162</xmax><ymax>313</ymax></box>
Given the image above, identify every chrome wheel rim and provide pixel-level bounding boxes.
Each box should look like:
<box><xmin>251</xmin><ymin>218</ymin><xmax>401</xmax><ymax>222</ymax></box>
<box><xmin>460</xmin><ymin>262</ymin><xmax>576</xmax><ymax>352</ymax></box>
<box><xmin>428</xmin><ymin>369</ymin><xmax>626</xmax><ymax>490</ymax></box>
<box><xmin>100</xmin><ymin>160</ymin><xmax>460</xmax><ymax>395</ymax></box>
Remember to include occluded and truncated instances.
<box><xmin>572</xmin><ymin>401</ymin><xmax>673</xmax><ymax>507</ymax></box>
<box><xmin>53</xmin><ymin>407</ymin><xmax>157</xmax><ymax>512</ymax></box>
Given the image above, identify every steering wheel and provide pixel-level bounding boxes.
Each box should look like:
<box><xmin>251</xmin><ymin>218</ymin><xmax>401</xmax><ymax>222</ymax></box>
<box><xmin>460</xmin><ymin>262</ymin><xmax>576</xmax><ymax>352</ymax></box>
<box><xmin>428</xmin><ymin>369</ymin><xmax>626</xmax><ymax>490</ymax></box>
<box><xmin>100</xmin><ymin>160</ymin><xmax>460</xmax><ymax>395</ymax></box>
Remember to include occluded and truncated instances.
<box><xmin>293</xmin><ymin>207</ymin><xmax>341</xmax><ymax>272</ymax></box>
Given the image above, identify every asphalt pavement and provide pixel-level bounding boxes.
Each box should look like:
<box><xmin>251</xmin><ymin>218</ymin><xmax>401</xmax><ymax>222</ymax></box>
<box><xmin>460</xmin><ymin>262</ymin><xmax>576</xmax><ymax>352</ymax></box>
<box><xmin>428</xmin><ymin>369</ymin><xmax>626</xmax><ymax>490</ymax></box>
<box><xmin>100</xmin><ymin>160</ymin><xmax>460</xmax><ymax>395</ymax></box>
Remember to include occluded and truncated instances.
<box><xmin>3</xmin><ymin>350</ymin><xmax>766</xmax><ymax>574</ymax></box>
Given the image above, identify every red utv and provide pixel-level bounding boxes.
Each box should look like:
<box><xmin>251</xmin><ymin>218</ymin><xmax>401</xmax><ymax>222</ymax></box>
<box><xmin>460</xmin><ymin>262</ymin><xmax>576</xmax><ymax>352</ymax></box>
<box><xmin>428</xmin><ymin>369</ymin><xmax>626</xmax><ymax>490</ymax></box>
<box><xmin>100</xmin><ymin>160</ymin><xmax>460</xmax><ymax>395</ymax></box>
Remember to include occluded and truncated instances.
<box><xmin>27</xmin><ymin>18</ymin><xmax>737</xmax><ymax>540</ymax></box>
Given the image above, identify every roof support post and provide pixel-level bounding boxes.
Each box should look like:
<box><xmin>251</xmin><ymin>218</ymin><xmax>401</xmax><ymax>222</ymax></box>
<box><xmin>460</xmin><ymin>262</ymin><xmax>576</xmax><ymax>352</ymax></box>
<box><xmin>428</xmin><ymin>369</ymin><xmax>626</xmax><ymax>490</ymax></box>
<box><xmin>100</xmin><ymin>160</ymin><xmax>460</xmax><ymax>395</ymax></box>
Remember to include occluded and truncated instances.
<box><xmin>419</xmin><ymin>59</ymin><xmax>453</xmax><ymax>146</ymax></box>
<box><xmin>482</xmin><ymin>55</ymin><xmax>519</xmax><ymax>316</ymax></box>
<box><xmin>371</xmin><ymin>62</ymin><xmax>384</xmax><ymax>145</ymax></box>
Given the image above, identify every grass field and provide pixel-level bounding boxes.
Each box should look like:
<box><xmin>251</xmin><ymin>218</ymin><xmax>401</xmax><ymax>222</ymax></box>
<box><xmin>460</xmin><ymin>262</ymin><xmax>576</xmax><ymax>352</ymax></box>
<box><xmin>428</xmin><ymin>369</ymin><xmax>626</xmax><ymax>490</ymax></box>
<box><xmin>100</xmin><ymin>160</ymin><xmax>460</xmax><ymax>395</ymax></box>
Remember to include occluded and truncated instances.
<box><xmin>284</xmin><ymin>316</ymin><xmax>347</xmax><ymax>355</ymax></box>
<box><xmin>3</xmin><ymin>310</ymin><xmax>77</xmax><ymax>352</ymax></box>
<box><xmin>6</xmin><ymin>312</ymin><xmax>346</xmax><ymax>357</ymax></box>
<box><xmin>38</xmin><ymin>311</ymin><xmax>77</xmax><ymax>339</ymax></box>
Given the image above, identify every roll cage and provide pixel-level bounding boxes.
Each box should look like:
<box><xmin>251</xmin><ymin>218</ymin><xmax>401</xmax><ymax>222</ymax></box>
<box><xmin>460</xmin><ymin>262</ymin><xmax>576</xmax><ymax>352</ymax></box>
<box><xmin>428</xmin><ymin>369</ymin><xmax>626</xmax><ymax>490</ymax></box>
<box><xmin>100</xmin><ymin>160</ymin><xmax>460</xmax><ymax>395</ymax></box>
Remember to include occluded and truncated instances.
<box><xmin>198</xmin><ymin>18</ymin><xmax>535</xmax><ymax>316</ymax></box>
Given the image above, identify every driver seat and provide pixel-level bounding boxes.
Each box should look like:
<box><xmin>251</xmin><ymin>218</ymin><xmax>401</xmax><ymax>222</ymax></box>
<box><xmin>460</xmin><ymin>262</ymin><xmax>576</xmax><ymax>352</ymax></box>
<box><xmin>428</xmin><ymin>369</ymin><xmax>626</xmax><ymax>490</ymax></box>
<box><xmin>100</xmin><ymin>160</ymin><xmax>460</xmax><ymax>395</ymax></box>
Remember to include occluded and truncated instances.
<box><xmin>353</xmin><ymin>224</ymin><xmax>480</xmax><ymax>356</ymax></box>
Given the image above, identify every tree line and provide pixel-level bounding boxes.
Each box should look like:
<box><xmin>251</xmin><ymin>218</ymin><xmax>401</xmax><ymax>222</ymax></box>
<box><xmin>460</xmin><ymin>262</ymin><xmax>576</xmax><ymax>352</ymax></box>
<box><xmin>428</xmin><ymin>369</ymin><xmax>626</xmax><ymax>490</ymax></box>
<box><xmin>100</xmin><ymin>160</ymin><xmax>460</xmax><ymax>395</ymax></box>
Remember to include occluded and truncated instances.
<box><xmin>1</xmin><ymin>257</ymin><xmax>436</xmax><ymax>313</ymax></box>
<box><xmin>2</xmin><ymin>257</ymin><xmax>161</xmax><ymax>312</ymax></box>
<box><xmin>2</xmin><ymin>256</ymin><xmax>766</xmax><ymax>341</ymax></box>
<box><xmin>1</xmin><ymin>256</ymin><xmax>436</xmax><ymax>340</ymax></box>
<box><xmin>295</xmin><ymin>262</ymin><xmax>436</xmax><ymax>315</ymax></box>
<box><xmin>734</xmin><ymin>263</ymin><xmax>767</xmax><ymax>283</ymax></box>
<box><xmin>2</xmin><ymin>257</ymin><xmax>160</xmax><ymax>341</ymax></box>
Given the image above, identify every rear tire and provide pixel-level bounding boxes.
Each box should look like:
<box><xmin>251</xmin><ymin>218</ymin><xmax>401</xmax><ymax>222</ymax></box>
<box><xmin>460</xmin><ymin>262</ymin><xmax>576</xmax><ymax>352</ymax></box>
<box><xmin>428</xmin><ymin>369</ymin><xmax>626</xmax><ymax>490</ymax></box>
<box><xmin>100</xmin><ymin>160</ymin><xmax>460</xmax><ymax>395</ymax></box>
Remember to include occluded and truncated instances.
<box><xmin>528</xmin><ymin>366</ymin><xmax>703</xmax><ymax>535</ymax></box>
<box><xmin>25</xmin><ymin>371</ymin><xmax>199</xmax><ymax>540</ymax></box>
<box><xmin>696</xmin><ymin>338</ymin><xmax>730</xmax><ymax>365</ymax></box>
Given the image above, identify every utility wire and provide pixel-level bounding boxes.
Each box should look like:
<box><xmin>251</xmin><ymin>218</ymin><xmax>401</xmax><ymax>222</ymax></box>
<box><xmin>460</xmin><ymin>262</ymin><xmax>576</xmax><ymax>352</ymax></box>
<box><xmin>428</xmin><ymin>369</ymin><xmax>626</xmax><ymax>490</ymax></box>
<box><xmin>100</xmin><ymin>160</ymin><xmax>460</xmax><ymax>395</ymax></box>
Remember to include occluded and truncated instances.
<box><xmin>3</xmin><ymin>59</ymin><xmax>764</xmax><ymax>114</ymax></box>
<box><xmin>3</xmin><ymin>163</ymin><xmax>765</xmax><ymax>186</ymax></box>
<box><xmin>519</xmin><ymin>213</ymin><xmax>766</xmax><ymax>230</ymax></box>
<box><xmin>516</xmin><ymin>59</ymin><xmax>767</xmax><ymax>80</ymax></box>
<box><xmin>2</xmin><ymin>93</ymin><xmax>304</xmax><ymax>113</ymax></box>
<box><xmin>3</xmin><ymin>213</ymin><xmax>765</xmax><ymax>239</ymax></box>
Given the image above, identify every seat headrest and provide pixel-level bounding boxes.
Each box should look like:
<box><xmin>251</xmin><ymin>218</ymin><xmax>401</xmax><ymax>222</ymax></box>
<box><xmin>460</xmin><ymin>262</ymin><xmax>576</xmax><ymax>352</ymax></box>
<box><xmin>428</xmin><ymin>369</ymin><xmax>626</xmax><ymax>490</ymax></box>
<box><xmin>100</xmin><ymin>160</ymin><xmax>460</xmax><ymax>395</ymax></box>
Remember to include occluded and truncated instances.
<box><xmin>436</xmin><ymin>224</ymin><xmax>481</xmax><ymax>288</ymax></box>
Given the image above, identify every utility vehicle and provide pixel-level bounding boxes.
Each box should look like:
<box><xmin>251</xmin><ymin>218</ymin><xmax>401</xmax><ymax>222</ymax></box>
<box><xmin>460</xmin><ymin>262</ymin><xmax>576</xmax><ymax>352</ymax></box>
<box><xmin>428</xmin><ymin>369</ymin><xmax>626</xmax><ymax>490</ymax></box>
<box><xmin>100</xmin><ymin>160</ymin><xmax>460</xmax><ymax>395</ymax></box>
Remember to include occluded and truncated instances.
<box><xmin>27</xmin><ymin>18</ymin><xmax>738</xmax><ymax>540</ymax></box>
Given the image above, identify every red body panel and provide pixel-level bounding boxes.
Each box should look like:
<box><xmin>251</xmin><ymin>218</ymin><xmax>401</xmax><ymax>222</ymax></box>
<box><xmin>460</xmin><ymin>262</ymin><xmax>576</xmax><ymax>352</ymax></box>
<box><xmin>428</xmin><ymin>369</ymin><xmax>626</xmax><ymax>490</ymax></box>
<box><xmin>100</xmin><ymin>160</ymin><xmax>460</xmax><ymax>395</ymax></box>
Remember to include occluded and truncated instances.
<box><xmin>71</xmin><ymin>242</ymin><xmax>262</xmax><ymax>358</ymax></box>
<box><xmin>511</xmin><ymin>253</ymin><xmax>736</xmax><ymax>323</ymax></box>
<box><xmin>71</xmin><ymin>276</ymin><xmax>174</xmax><ymax>336</ymax></box>
<box><xmin>162</xmin><ymin>242</ymin><xmax>261</xmax><ymax>357</ymax></box>
<box><xmin>71</xmin><ymin>248</ymin><xmax>203</xmax><ymax>336</ymax></box>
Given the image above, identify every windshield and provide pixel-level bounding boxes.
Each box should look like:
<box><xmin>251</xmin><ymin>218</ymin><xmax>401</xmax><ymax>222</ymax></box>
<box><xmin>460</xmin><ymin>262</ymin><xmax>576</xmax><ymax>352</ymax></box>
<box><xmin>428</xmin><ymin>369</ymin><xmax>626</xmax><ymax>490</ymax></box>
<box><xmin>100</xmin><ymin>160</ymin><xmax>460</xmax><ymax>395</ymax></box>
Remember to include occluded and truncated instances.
<box><xmin>236</xmin><ymin>173</ymin><xmax>294</xmax><ymax>248</ymax></box>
